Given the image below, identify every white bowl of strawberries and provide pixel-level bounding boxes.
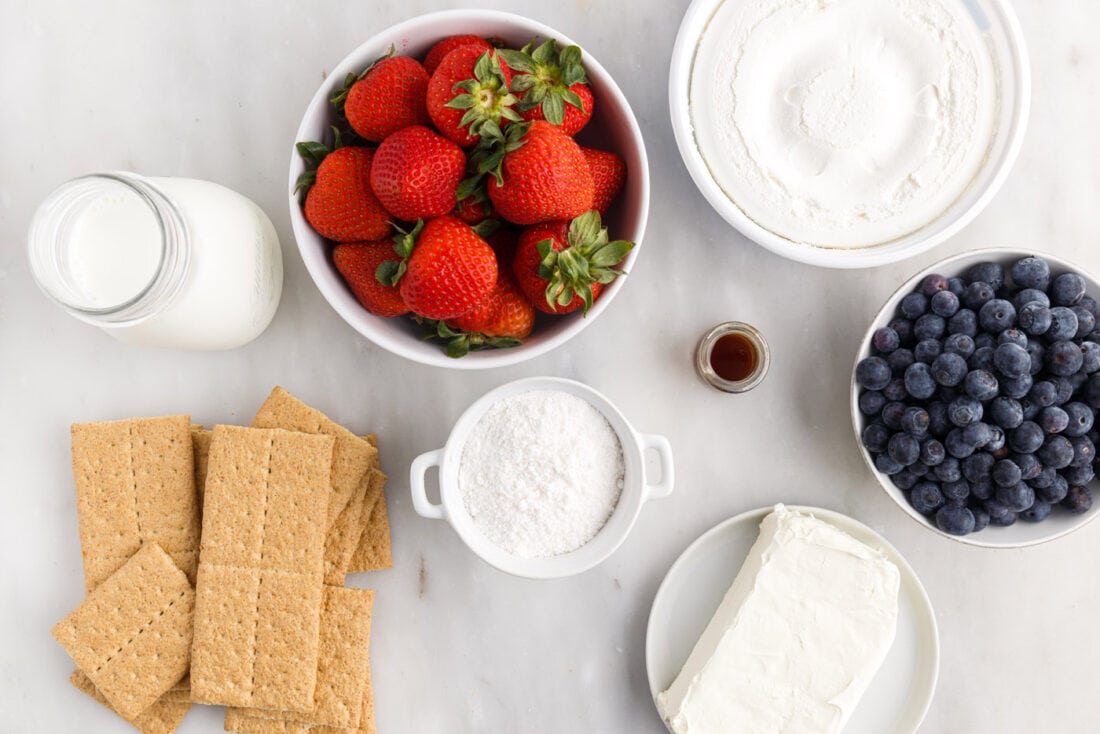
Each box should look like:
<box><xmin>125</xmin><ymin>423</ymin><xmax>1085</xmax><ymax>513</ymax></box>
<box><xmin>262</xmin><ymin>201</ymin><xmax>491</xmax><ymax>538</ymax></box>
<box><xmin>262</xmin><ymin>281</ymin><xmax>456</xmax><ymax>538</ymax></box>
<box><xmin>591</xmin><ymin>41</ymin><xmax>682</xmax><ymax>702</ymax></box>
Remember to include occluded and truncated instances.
<box><xmin>289</xmin><ymin>10</ymin><xmax>649</xmax><ymax>368</ymax></box>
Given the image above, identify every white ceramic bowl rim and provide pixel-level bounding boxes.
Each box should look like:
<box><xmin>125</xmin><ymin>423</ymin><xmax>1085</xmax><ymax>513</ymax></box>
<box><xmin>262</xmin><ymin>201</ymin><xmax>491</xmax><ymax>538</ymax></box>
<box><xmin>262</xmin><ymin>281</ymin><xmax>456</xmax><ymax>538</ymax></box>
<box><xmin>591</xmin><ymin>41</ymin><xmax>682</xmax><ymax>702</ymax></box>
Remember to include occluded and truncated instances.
<box><xmin>410</xmin><ymin>376</ymin><xmax>675</xmax><ymax>578</ymax></box>
<box><xmin>289</xmin><ymin>10</ymin><xmax>651</xmax><ymax>368</ymax></box>
<box><xmin>668</xmin><ymin>0</ymin><xmax>1031</xmax><ymax>269</ymax></box>
<box><xmin>851</xmin><ymin>247</ymin><xmax>1100</xmax><ymax>548</ymax></box>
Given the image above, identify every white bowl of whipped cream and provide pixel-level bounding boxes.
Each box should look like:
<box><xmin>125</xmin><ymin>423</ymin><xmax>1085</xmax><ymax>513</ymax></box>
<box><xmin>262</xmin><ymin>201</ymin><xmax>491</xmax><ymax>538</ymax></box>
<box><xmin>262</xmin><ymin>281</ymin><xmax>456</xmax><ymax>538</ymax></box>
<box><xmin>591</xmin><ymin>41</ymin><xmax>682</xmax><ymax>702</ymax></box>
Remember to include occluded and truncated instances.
<box><xmin>670</xmin><ymin>0</ymin><xmax>1030</xmax><ymax>268</ymax></box>
<box><xmin>409</xmin><ymin>377</ymin><xmax>674</xmax><ymax>579</ymax></box>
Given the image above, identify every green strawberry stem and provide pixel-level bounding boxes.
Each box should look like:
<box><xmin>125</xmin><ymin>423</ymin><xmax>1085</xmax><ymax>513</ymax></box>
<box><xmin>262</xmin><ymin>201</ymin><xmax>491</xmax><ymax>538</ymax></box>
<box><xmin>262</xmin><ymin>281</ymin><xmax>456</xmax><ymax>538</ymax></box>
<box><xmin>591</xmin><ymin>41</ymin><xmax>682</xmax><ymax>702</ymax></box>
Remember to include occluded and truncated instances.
<box><xmin>539</xmin><ymin>210</ymin><xmax>633</xmax><ymax>314</ymax></box>
<box><xmin>499</xmin><ymin>40</ymin><xmax>588</xmax><ymax>126</ymax></box>
<box><xmin>375</xmin><ymin>219</ymin><xmax>423</xmax><ymax>286</ymax></box>
<box><xmin>293</xmin><ymin>126</ymin><xmax>348</xmax><ymax>203</ymax></box>
<box><xmin>412</xmin><ymin>316</ymin><xmax>522</xmax><ymax>358</ymax></box>
<box><xmin>468</xmin><ymin>120</ymin><xmax>530</xmax><ymax>186</ymax></box>
<box><xmin>444</xmin><ymin>51</ymin><xmax>523</xmax><ymax>137</ymax></box>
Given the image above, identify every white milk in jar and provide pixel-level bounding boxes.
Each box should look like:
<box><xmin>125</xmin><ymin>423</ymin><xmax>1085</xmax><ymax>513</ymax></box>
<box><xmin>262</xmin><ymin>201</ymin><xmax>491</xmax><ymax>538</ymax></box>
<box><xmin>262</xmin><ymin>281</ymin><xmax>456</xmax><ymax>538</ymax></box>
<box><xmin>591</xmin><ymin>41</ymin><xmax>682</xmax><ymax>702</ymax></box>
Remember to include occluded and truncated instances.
<box><xmin>28</xmin><ymin>173</ymin><xmax>283</xmax><ymax>350</ymax></box>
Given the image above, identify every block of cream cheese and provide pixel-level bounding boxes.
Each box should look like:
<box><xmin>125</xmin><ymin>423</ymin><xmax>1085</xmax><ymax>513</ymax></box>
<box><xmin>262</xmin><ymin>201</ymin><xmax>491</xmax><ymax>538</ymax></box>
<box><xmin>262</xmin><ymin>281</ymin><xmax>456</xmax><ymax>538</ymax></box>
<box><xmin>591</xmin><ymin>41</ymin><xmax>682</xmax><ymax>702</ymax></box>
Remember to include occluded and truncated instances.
<box><xmin>657</xmin><ymin>504</ymin><xmax>900</xmax><ymax>734</ymax></box>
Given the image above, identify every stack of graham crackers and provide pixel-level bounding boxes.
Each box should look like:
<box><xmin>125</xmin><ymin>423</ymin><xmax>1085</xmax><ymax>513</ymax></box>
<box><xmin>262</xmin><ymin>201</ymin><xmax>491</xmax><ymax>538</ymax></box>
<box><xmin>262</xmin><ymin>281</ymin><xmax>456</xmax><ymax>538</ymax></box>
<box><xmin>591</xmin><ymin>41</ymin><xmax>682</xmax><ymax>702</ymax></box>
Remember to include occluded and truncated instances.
<box><xmin>50</xmin><ymin>387</ymin><xmax>392</xmax><ymax>734</ymax></box>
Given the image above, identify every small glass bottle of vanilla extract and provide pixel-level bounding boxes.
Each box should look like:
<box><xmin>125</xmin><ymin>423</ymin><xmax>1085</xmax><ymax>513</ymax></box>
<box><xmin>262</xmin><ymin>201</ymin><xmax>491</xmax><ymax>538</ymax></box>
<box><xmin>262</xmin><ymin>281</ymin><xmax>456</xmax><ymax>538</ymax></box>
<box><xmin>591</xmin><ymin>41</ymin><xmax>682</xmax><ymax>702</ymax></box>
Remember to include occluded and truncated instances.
<box><xmin>695</xmin><ymin>322</ymin><xmax>770</xmax><ymax>393</ymax></box>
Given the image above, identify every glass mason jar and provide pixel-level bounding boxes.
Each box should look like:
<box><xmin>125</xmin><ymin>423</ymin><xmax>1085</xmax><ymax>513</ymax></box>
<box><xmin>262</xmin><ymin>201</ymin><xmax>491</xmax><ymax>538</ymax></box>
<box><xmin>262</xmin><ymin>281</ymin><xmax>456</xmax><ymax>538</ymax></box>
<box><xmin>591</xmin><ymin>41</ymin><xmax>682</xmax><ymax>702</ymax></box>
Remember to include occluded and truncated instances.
<box><xmin>28</xmin><ymin>172</ymin><xmax>283</xmax><ymax>350</ymax></box>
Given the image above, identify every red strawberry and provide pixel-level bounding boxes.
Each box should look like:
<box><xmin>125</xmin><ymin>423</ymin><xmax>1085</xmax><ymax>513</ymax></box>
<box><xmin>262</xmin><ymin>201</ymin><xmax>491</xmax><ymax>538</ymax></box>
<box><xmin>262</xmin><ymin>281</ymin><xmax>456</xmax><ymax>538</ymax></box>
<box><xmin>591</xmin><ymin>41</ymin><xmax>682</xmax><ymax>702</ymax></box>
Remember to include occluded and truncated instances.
<box><xmin>501</xmin><ymin>40</ymin><xmax>594</xmax><ymax>136</ymax></box>
<box><xmin>423</xmin><ymin>35</ymin><xmax>493</xmax><ymax>75</ymax></box>
<box><xmin>333</xmin><ymin>240</ymin><xmax>409</xmax><ymax>317</ymax></box>
<box><xmin>454</xmin><ymin>195</ymin><xmax>493</xmax><ymax>225</ymax></box>
<box><xmin>485</xmin><ymin>226</ymin><xmax>519</xmax><ymax>267</ymax></box>
<box><xmin>294</xmin><ymin>140</ymin><xmax>391</xmax><ymax>242</ymax></box>
<box><xmin>481</xmin><ymin>121</ymin><xmax>594</xmax><ymax>225</ymax></box>
<box><xmin>382</xmin><ymin>217</ymin><xmax>497</xmax><ymax>320</ymax></box>
<box><xmin>513</xmin><ymin>210</ymin><xmax>633</xmax><ymax>315</ymax></box>
<box><xmin>581</xmin><ymin>147</ymin><xmax>626</xmax><ymax>215</ymax></box>
<box><xmin>427</xmin><ymin>46</ymin><xmax>521</xmax><ymax>147</ymax></box>
<box><xmin>452</xmin><ymin>270</ymin><xmax>535</xmax><ymax>338</ymax></box>
<box><xmin>370</xmin><ymin>125</ymin><xmax>465</xmax><ymax>221</ymax></box>
<box><xmin>334</xmin><ymin>54</ymin><xmax>430</xmax><ymax>143</ymax></box>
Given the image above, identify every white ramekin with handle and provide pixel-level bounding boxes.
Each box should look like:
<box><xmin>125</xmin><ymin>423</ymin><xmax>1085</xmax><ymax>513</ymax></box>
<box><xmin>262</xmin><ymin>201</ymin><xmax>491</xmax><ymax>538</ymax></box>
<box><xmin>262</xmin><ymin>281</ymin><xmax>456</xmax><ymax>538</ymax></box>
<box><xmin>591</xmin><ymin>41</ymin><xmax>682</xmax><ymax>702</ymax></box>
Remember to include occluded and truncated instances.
<box><xmin>411</xmin><ymin>376</ymin><xmax>675</xmax><ymax>579</ymax></box>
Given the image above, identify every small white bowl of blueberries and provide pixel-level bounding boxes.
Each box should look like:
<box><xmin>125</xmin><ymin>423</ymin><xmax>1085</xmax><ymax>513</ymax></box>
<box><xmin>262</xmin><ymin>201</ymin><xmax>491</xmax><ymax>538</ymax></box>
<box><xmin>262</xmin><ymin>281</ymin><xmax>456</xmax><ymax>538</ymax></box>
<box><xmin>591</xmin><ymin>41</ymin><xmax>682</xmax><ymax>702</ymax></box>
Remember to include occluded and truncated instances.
<box><xmin>852</xmin><ymin>248</ymin><xmax>1100</xmax><ymax>547</ymax></box>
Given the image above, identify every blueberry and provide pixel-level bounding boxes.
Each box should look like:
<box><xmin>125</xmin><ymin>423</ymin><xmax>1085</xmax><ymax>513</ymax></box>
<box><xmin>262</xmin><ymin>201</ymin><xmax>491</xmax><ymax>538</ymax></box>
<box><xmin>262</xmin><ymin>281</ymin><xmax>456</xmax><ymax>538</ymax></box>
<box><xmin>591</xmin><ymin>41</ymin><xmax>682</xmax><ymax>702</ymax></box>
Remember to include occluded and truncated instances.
<box><xmin>959</xmin><ymin>370</ymin><xmax>996</xmax><ymax>402</ymax></box>
<box><xmin>876</xmin><ymin>453</ymin><xmax>905</xmax><ymax>475</ymax></box>
<box><xmin>962</xmin><ymin>452</ymin><xmax>995</xmax><ymax>482</ymax></box>
<box><xmin>970</xmin><ymin>346</ymin><xmax>995</xmax><ymax>371</ymax></box>
<box><xmin>891</xmin><ymin>470</ymin><xmax>919</xmax><ymax>491</ymax></box>
<box><xmin>934</xmin><ymin>457</ymin><xmax>962</xmax><ymax>483</ymax></box>
<box><xmin>963</xmin><ymin>281</ymin><xmax>996</xmax><ymax>311</ymax></box>
<box><xmin>1046</xmin><ymin>341</ymin><xmax>1084</xmax><ymax>377</ymax></box>
<box><xmin>998</xmin><ymin>329</ymin><xmax>1027</xmax><ymax>349</ymax></box>
<box><xmin>1038</xmin><ymin>435</ymin><xmax>1075</xmax><ymax>469</ymax></box>
<box><xmin>914</xmin><ymin>313</ymin><xmax>947</xmax><ymax>341</ymax></box>
<box><xmin>935</xmin><ymin>505</ymin><xmax>975</xmax><ymax>535</ymax></box>
<box><xmin>1029</xmin><ymin>465</ymin><xmax>1057</xmax><ymax>490</ymax></box>
<box><xmin>990</xmin><ymin>510</ymin><xmax>1018</xmax><ymax>527</ymax></box>
<box><xmin>1001</xmin><ymin>373</ymin><xmax>1034</xmax><ymax>400</ymax></box>
<box><xmin>984</xmin><ymin>499</ymin><xmax>1015</xmax><ymax>522</ymax></box>
<box><xmin>944</xmin><ymin>333</ymin><xmax>976</xmax><ymax>359</ymax></box>
<box><xmin>931</xmin><ymin>352</ymin><xmax>968</xmax><ymax>386</ymax></box>
<box><xmin>1014</xmin><ymin>453</ymin><xmax>1043</xmax><ymax>480</ymax></box>
<box><xmin>920</xmin><ymin>438</ymin><xmax>946</xmax><ymax>466</ymax></box>
<box><xmin>901</xmin><ymin>407</ymin><xmax>930</xmax><ymax>436</ymax></box>
<box><xmin>971</xmin><ymin>478</ymin><xmax>996</xmax><ymax>501</ymax></box>
<box><xmin>1054</xmin><ymin>376</ymin><xmax>1077</xmax><ymax>405</ymax></box>
<box><xmin>1017</xmin><ymin>302</ymin><xmax>1053</xmax><ymax>336</ymax></box>
<box><xmin>1062</xmin><ymin>485</ymin><xmax>1093</xmax><ymax>514</ymax></box>
<box><xmin>858</xmin><ymin>391</ymin><xmax>886</xmax><ymax>417</ymax></box>
<box><xmin>1069</xmin><ymin>435</ymin><xmax>1095</xmax><ymax>468</ymax></box>
<box><xmin>1051</xmin><ymin>272</ymin><xmax>1087</xmax><ymax>306</ymax></box>
<box><xmin>884</xmin><ymin>378</ymin><xmax>908</xmax><ymax>402</ymax></box>
<box><xmin>989</xmin><ymin>397</ymin><xmax>1023</xmax><ymax>428</ymax></box>
<box><xmin>1087</xmin><ymin>374</ymin><xmax>1100</xmax><ymax>408</ymax></box>
<box><xmin>910</xmin><ymin>461</ymin><xmax>931</xmax><ymax>477</ymax></box>
<box><xmin>1009</xmin><ymin>421</ymin><xmax>1045</xmax><ymax>453</ymax></box>
<box><xmin>1069</xmin><ymin>370</ymin><xmax>1089</xmax><ymax>393</ymax></box>
<box><xmin>1063</xmin><ymin>402</ymin><xmax>1095</xmax><ymax>436</ymax></box>
<box><xmin>931</xmin><ymin>290</ymin><xmax>960</xmax><ymax>318</ymax></box>
<box><xmin>861</xmin><ymin>423</ymin><xmax>889</xmax><ymax>453</ymax></box>
<box><xmin>945</xmin><ymin>428</ymin><xmax>977</xmax><ymax>459</ymax></box>
<box><xmin>942</xmin><ymin>477</ymin><xmax>971</xmax><ymax>502</ymax></box>
<box><xmin>1011</xmin><ymin>256</ymin><xmax>1051</xmax><ymax>290</ymax></box>
<box><xmin>900</xmin><ymin>292</ymin><xmax>929</xmax><ymax>319</ymax></box>
<box><xmin>919</xmin><ymin>274</ymin><xmax>949</xmax><ymax>297</ymax></box>
<box><xmin>992</xmin><ymin>343</ymin><xmax>1031</xmax><ymax>379</ymax></box>
<box><xmin>1080</xmin><ymin>295</ymin><xmax>1099</xmax><ymax>316</ymax></box>
<box><xmin>1021</xmin><ymin>397</ymin><xmax>1042</xmax><ymax>420</ymax></box>
<box><xmin>986</xmin><ymin>426</ymin><xmax>1007</xmax><ymax>453</ymax></box>
<box><xmin>947</xmin><ymin>309</ymin><xmax>978</xmax><ymax>338</ymax></box>
<box><xmin>1029</xmin><ymin>381</ymin><xmax>1058</xmax><ymax>407</ymax></box>
<box><xmin>887</xmin><ymin>348</ymin><xmax>916</xmax><ymax>374</ymax></box>
<box><xmin>1025</xmin><ymin>340</ymin><xmax>1045</xmax><ymax>375</ymax></box>
<box><xmin>888</xmin><ymin>433</ymin><xmax>921</xmax><ymax>466</ymax></box>
<box><xmin>1039</xmin><ymin>406</ymin><xmax>1069</xmax><ymax>434</ymax></box>
<box><xmin>889</xmin><ymin>318</ymin><xmax>914</xmax><ymax>344</ymax></box>
<box><xmin>974</xmin><ymin>332</ymin><xmax>996</xmax><ymax>351</ymax></box>
<box><xmin>910</xmin><ymin>482</ymin><xmax>945</xmax><ymax>515</ymax></box>
<box><xmin>882</xmin><ymin>402</ymin><xmax>907</xmax><ymax>430</ymax></box>
<box><xmin>971</xmin><ymin>508</ymin><xmax>991</xmax><ymax>532</ymax></box>
<box><xmin>947</xmin><ymin>277</ymin><xmax>966</xmax><ymax>296</ymax></box>
<box><xmin>947</xmin><ymin>396</ymin><xmax>983</xmax><ymax>427</ymax></box>
<box><xmin>992</xmin><ymin>459</ymin><xmax>1023</xmax><ymax>487</ymax></box>
<box><xmin>968</xmin><ymin>262</ymin><xmax>1006</xmax><ymax>289</ymax></box>
<box><xmin>979</xmin><ymin>299</ymin><xmax>1017</xmax><ymax>333</ymax></box>
<box><xmin>1036</xmin><ymin>474</ymin><xmax>1069</xmax><ymax>504</ymax></box>
<box><xmin>856</xmin><ymin>356</ymin><xmax>892</xmax><ymax>390</ymax></box>
<box><xmin>927</xmin><ymin>401</ymin><xmax>950</xmax><ymax>437</ymax></box>
<box><xmin>914</xmin><ymin>339</ymin><xmax>943</xmax><ymax>364</ymax></box>
<box><xmin>996</xmin><ymin>482</ymin><xmax>1036</xmax><ymax>512</ymax></box>
<box><xmin>1073</xmin><ymin>307</ymin><xmax>1096</xmax><ymax>339</ymax></box>
<box><xmin>1020</xmin><ymin>502</ymin><xmax>1053</xmax><ymax>522</ymax></box>
<box><xmin>962</xmin><ymin>421</ymin><xmax>994</xmax><ymax>449</ymax></box>
<box><xmin>1013</xmin><ymin>288</ymin><xmax>1051</xmax><ymax>311</ymax></box>
<box><xmin>904</xmin><ymin>362</ymin><xmax>937</xmax><ymax>400</ymax></box>
<box><xmin>1047</xmin><ymin>307</ymin><xmax>1080</xmax><ymax>341</ymax></box>
<box><xmin>872</xmin><ymin>327</ymin><xmax>900</xmax><ymax>354</ymax></box>
<box><xmin>1063</xmin><ymin>463</ymin><xmax>1095</xmax><ymax>487</ymax></box>
<box><xmin>1081</xmin><ymin>342</ymin><xmax>1100</xmax><ymax>374</ymax></box>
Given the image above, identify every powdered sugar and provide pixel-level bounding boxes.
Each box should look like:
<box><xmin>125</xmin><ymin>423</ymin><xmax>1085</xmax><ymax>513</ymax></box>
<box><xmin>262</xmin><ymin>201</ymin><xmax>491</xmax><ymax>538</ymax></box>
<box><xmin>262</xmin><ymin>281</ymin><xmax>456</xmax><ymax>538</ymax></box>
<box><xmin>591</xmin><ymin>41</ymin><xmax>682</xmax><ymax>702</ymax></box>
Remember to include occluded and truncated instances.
<box><xmin>459</xmin><ymin>390</ymin><xmax>625</xmax><ymax>558</ymax></box>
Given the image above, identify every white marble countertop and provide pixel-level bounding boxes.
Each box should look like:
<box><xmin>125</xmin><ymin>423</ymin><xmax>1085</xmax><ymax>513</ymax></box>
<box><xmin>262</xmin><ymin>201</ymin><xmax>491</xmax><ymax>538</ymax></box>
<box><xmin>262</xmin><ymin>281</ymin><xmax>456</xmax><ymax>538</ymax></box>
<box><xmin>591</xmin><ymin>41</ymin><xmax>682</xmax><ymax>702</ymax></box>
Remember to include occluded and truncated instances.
<box><xmin>3</xmin><ymin>0</ymin><xmax>1099</xmax><ymax>732</ymax></box>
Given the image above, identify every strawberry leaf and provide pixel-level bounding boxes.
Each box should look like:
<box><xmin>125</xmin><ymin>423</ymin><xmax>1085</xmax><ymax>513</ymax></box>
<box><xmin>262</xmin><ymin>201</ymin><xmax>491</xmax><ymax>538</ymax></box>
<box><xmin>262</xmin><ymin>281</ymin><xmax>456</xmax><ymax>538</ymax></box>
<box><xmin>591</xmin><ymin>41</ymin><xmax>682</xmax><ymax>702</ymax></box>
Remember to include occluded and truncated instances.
<box><xmin>498</xmin><ymin>49</ymin><xmax>535</xmax><ymax>74</ymax></box>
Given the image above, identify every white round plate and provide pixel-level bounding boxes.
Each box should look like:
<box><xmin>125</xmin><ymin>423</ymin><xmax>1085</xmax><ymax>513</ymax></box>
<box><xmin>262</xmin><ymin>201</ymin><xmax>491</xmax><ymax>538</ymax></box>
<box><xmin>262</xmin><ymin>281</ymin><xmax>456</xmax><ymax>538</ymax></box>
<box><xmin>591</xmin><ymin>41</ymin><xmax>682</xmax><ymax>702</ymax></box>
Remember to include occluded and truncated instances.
<box><xmin>646</xmin><ymin>505</ymin><xmax>939</xmax><ymax>733</ymax></box>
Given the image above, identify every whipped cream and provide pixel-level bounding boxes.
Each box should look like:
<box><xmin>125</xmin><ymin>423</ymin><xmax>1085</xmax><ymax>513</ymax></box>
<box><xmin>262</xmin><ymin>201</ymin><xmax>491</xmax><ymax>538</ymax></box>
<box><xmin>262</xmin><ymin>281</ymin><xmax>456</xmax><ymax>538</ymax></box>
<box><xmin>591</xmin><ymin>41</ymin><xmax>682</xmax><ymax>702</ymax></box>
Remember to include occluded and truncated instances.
<box><xmin>657</xmin><ymin>505</ymin><xmax>900</xmax><ymax>734</ymax></box>
<box><xmin>690</xmin><ymin>0</ymin><xmax>996</xmax><ymax>248</ymax></box>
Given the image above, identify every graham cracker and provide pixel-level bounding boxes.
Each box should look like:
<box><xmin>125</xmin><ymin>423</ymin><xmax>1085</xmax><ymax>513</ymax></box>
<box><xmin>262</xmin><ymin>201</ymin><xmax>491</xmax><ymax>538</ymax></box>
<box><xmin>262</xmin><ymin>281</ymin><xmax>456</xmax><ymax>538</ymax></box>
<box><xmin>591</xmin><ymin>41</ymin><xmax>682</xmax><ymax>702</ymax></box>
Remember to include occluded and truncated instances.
<box><xmin>223</xmin><ymin>710</ymin><xmax>309</xmax><ymax>733</ymax></box>
<box><xmin>323</xmin><ymin>469</ymin><xmax>384</xmax><ymax>585</ymax></box>
<box><xmin>347</xmin><ymin>472</ymin><xmax>391</xmax><ymax>573</ymax></box>
<box><xmin>251</xmin><ymin>387</ymin><xmax>377</xmax><ymax>530</ymax></box>
<box><xmin>69</xmin><ymin>670</ymin><xmax>191</xmax><ymax>734</ymax></box>
<box><xmin>52</xmin><ymin>543</ymin><xmax>195</xmax><ymax>721</ymax></box>
<box><xmin>191</xmin><ymin>426</ymin><xmax>213</xmax><ymax>508</ymax></box>
<box><xmin>70</xmin><ymin>415</ymin><xmax>200</xmax><ymax>591</ymax></box>
<box><xmin>227</xmin><ymin>587</ymin><xmax>374</xmax><ymax>730</ymax></box>
<box><xmin>313</xmin><ymin>658</ymin><xmax>377</xmax><ymax>734</ymax></box>
<box><xmin>363</xmin><ymin>433</ymin><xmax>377</xmax><ymax>449</ymax></box>
<box><xmin>191</xmin><ymin>425</ymin><xmax>334</xmax><ymax>712</ymax></box>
